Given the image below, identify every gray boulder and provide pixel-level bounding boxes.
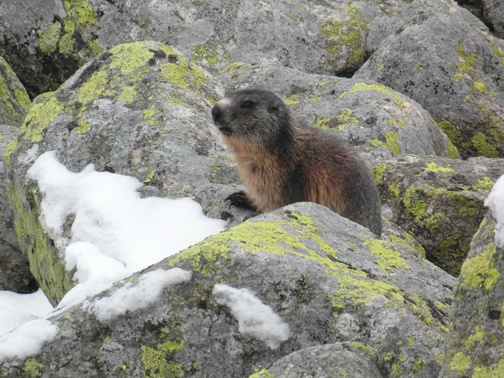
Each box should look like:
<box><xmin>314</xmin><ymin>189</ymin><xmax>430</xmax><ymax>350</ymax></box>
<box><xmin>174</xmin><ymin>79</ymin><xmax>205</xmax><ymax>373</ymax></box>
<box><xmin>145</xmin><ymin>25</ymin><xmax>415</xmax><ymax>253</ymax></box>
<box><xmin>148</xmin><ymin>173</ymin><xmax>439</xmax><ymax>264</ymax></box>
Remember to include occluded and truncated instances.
<box><xmin>483</xmin><ymin>0</ymin><xmax>504</xmax><ymax>38</ymax></box>
<box><xmin>0</xmin><ymin>125</ymin><xmax>36</xmax><ymax>293</ymax></box>
<box><xmin>1</xmin><ymin>0</ymin><xmax>458</xmax><ymax>98</ymax></box>
<box><xmin>7</xmin><ymin>41</ymin><xmax>239</xmax><ymax>305</ymax></box>
<box><xmin>355</xmin><ymin>10</ymin><xmax>504</xmax><ymax>159</ymax></box>
<box><xmin>0</xmin><ymin>56</ymin><xmax>30</xmax><ymax>126</ymax></box>
<box><xmin>439</xmin><ymin>180</ymin><xmax>504</xmax><ymax>377</ymax></box>
<box><xmin>373</xmin><ymin>155</ymin><xmax>504</xmax><ymax>276</ymax></box>
<box><xmin>0</xmin><ymin>203</ymin><xmax>454</xmax><ymax>378</ymax></box>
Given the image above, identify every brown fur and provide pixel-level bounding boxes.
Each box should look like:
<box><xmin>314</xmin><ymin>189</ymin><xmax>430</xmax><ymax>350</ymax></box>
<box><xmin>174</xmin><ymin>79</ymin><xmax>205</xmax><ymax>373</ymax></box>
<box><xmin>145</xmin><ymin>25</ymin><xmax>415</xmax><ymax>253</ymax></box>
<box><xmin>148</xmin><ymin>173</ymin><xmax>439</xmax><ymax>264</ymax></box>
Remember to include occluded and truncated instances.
<box><xmin>211</xmin><ymin>89</ymin><xmax>382</xmax><ymax>235</ymax></box>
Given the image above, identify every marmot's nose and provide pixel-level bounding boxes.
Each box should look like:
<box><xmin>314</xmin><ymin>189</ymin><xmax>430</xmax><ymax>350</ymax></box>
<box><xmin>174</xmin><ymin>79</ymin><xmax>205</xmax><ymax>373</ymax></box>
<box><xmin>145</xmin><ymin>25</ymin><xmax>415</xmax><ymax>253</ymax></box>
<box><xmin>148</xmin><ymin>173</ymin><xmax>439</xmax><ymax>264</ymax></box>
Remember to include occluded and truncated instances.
<box><xmin>211</xmin><ymin>104</ymin><xmax>222</xmax><ymax>122</ymax></box>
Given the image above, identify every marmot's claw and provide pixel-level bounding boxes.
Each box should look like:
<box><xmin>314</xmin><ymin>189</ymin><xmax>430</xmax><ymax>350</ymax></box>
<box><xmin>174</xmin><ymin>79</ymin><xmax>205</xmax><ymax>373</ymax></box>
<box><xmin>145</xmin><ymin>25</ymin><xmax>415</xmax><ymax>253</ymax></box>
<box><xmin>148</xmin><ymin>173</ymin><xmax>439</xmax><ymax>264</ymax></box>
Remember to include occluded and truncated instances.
<box><xmin>225</xmin><ymin>191</ymin><xmax>257</xmax><ymax>211</ymax></box>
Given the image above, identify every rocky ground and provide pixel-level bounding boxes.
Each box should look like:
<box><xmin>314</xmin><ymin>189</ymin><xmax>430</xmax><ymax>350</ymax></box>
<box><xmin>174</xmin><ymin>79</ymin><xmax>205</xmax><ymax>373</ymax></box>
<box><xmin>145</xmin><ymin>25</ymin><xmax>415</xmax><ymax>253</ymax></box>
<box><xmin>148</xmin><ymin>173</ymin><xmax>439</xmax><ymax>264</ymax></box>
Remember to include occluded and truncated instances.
<box><xmin>0</xmin><ymin>0</ymin><xmax>503</xmax><ymax>377</ymax></box>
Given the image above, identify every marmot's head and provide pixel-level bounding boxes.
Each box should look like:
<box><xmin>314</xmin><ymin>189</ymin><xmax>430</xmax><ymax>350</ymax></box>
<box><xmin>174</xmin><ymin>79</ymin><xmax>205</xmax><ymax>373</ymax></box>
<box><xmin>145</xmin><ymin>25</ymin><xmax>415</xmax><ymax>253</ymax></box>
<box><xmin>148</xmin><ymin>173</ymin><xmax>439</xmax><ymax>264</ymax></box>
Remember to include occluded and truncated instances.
<box><xmin>211</xmin><ymin>89</ymin><xmax>293</xmax><ymax>150</ymax></box>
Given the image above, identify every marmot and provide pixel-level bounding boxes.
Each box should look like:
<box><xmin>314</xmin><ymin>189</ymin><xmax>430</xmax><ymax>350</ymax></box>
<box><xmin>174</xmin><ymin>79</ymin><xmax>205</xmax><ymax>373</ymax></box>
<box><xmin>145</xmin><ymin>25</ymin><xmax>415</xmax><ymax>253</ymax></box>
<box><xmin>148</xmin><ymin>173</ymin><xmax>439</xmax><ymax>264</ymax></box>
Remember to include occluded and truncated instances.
<box><xmin>211</xmin><ymin>89</ymin><xmax>382</xmax><ymax>236</ymax></box>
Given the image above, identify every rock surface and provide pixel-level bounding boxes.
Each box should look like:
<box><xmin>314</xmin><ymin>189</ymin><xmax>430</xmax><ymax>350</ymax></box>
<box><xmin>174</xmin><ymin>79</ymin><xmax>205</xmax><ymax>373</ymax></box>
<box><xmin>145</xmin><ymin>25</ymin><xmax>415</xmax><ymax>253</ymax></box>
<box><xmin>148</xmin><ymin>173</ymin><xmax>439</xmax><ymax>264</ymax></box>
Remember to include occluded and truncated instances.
<box><xmin>355</xmin><ymin>9</ymin><xmax>504</xmax><ymax>159</ymax></box>
<box><xmin>0</xmin><ymin>0</ymin><xmax>503</xmax><ymax>376</ymax></box>
<box><xmin>373</xmin><ymin>155</ymin><xmax>504</xmax><ymax>276</ymax></box>
<box><xmin>0</xmin><ymin>203</ymin><xmax>454</xmax><ymax>378</ymax></box>
<box><xmin>440</xmin><ymin>197</ymin><xmax>504</xmax><ymax>377</ymax></box>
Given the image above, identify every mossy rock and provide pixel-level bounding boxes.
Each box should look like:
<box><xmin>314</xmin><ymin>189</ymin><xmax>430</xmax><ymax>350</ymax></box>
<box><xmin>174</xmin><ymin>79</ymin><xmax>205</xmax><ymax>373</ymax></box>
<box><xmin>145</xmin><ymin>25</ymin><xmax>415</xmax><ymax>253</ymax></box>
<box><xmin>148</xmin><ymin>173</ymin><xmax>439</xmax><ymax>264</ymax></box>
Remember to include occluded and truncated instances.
<box><xmin>373</xmin><ymin>155</ymin><xmax>504</xmax><ymax>276</ymax></box>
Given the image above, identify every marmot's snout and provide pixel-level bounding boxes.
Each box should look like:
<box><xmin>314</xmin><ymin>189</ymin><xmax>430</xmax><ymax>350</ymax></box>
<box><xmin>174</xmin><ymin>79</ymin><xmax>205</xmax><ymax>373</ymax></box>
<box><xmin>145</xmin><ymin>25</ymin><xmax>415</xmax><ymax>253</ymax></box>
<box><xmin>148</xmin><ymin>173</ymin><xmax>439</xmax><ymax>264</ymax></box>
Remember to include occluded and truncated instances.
<box><xmin>211</xmin><ymin>98</ymin><xmax>232</xmax><ymax>136</ymax></box>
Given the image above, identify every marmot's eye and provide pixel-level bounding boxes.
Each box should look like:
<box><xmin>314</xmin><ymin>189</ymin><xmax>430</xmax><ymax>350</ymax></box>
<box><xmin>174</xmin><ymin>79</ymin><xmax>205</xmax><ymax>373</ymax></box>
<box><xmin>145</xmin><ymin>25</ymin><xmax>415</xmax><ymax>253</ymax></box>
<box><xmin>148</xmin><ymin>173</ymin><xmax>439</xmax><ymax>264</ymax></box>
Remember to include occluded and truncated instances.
<box><xmin>241</xmin><ymin>100</ymin><xmax>255</xmax><ymax>108</ymax></box>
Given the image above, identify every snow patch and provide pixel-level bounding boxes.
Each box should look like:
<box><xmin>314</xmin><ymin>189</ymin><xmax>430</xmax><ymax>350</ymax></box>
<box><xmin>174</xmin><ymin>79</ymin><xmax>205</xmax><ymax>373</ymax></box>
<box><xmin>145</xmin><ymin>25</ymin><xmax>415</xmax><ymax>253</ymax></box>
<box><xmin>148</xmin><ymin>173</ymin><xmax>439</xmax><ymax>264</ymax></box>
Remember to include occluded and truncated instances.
<box><xmin>485</xmin><ymin>174</ymin><xmax>504</xmax><ymax>248</ymax></box>
<box><xmin>0</xmin><ymin>319</ymin><xmax>58</xmax><ymax>360</ymax></box>
<box><xmin>84</xmin><ymin>268</ymin><xmax>192</xmax><ymax>322</ymax></box>
<box><xmin>213</xmin><ymin>284</ymin><xmax>291</xmax><ymax>349</ymax></box>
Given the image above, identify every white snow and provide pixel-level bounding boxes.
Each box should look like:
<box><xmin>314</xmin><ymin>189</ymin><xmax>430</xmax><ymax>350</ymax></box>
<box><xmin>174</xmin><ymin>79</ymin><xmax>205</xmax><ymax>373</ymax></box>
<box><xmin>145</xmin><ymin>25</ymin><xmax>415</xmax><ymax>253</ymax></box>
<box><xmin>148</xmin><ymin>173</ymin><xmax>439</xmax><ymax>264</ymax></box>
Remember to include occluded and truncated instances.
<box><xmin>213</xmin><ymin>284</ymin><xmax>291</xmax><ymax>349</ymax></box>
<box><xmin>0</xmin><ymin>151</ymin><xmax>226</xmax><ymax>360</ymax></box>
<box><xmin>485</xmin><ymin>174</ymin><xmax>504</xmax><ymax>248</ymax></box>
<box><xmin>0</xmin><ymin>319</ymin><xmax>58</xmax><ymax>360</ymax></box>
<box><xmin>84</xmin><ymin>268</ymin><xmax>192</xmax><ymax>322</ymax></box>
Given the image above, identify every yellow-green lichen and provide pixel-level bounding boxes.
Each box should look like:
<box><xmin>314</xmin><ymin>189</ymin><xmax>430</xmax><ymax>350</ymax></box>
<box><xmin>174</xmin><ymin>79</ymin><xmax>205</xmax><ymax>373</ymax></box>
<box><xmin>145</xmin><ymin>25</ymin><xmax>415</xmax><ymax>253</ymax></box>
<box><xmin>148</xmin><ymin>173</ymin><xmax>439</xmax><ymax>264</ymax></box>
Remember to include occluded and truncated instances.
<box><xmin>219</xmin><ymin>62</ymin><xmax>250</xmax><ymax>75</ymax></box>
<box><xmin>248</xmin><ymin>369</ymin><xmax>274</xmax><ymax>378</ymax></box>
<box><xmin>313</xmin><ymin>116</ymin><xmax>330</xmax><ymax>129</ymax></box>
<box><xmin>64</xmin><ymin>0</ymin><xmax>98</xmax><ymax>26</ymax></box>
<box><xmin>38</xmin><ymin>22</ymin><xmax>62</xmax><ymax>55</ymax></box>
<box><xmin>372</xmin><ymin>163</ymin><xmax>387</xmax><ymax>185</ymax></box>
<box><xmin>471</xmin><ymin>132</ymin><xmax>498</xmax><ymax>158</ymax></box>
<box><xmin>117</xmin><ymin>85</ymin><xmax>136</xmax><ymax>104</ymax></box>
<box><xmin>141</xmin><ymin>345</ymin><xmax>184</xmax><ymax>378</ymax></box>
<box><xmin>459</xmin><ymin>242</ymin><xmax>500</xmax><ymax>291</ymax></box>
<box><xmin>448</xmin><ymin>352</ymin><xmax>471</xmax><ymax>377</ymax></box>
<box><xmin>413</xmin><ymin>358</ymin><xmax>424</xmax><ymax>373</ymax></box>
<box><xmin>144</xmin><ymin>170</ymin><xmax>156</xmax><ymax>183</ymax></box>
<box><xmin>75</xmin><ymin>119</ymin><xmax>91</xmax><ymax>135</ymax></box>
<box><xmin>4</xmin><ymin>139</ymin><xmax>18</xmax><ymax>166</ymax></box>
<box><xmin>437</xmin><ymin>120</ymin><xmax>460</xmax><ymax>144</ymax></box>
<box><xmin>455</xmin><ymin>44</ymin><xmax>478</xmax><ymax>81</ymax></box>
<box><xmin>192</xmin><ymin>45</ymin><xmax>218</xmax><ymax>65</ymax></box>
<box><xmin>463</xmin><ymin>326</ymin><xmax>486</xmax><ymax>350</ymax></box>
<box><xmin>160</xmin><ymin>46</ymin><xmax>207</xmax><ymax>90</ymax></box>
<box><xmin>372</xmin><ymin>131</ymin><xmax>401</xmax><ymax>155</ymax></box>
<box><xmin>8</xmin><ymin>183</ymin><xmax>73</xmax><ymax>305</ymax></box>
<box><xmin>335</xmin><ymin>108</ymin><xmax>359</xmax><ymax>130</ymax></box>
<box><xmin>321</xmin><ymin>5</ymin><xmax>368</xmax><ymax>68</ymax></box>
<box><xmin>77</xmin><ymin>70</ymin><xmax>111</xmax><ymax>103</ymax></box>
<box><xmin>109</xmin><ymin>43</ymin><xmax>153</xmax><ymax>78</ymax></box>
<box><xmin>21</xmin><ymin>94</ymin><xmax>63</xmax><ymax>142</ymax></box>
<box><xmin>363</xmin><ymin>240</ymin><xmax>410</xmax><ymax>273</ymax></box>
<box><xmin>435</xmin><ymin>353</ymin><xmax>445</xmax><ymax>365</ymax></box>
<box><xmin>340</xmin><ymin>82</ymin><xmax>404</xmax><ymax>109</ymax></box>
<box><xmin>167</xmin><ymin>212</ymin><xmax>348</xmax><ymax>278</ymax></box>
<box><xmin>23</xmin><ymin>358</ymin><xmax>45</xmax><ymax>378</ymax></box>
<box><xmin>329</xmin><ymin>272</ymin><xmax>404</xmax><ymax>316</ymax></box>
<box><xmin>472</xmin><ymin>359</ymin><xmax>504</xmax><ymax>378</ymax></box>
<box><xmin>472</xmin><ymin>177</ymin><xmax>494</xmax><ymax>192</ymax></box>
<box><xmin>424</xmin><ymin>162</ymin><xmax>455</xmax><ymax>174</ymax></box>
<box><xmin>284</xmin><ymin>94</ymin><xmax>300</xmax><ymax>106</ymax></box>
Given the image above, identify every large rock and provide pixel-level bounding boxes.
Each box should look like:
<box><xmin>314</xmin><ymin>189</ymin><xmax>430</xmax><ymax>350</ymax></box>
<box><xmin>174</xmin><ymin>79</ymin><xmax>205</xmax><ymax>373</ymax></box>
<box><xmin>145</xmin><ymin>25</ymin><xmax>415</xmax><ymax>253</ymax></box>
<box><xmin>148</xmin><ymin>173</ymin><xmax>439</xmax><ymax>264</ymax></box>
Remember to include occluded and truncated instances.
<box><xmin>440</xmin><ymin>177</ymin><xmax>504</xmax><ymax>377</ymax></box>
<box><xmin>7</xmin><ymin>41</ymin><xmax>238</xmax><ymax>305</ymax></box>
<box><xmin>0</xmin><ymin>203</ymin><xmax>454</xmax><ymax>377</ymax></box>
<box><xmin>0</xmin><ymin>56</ymin><xmax>31</xmax><ymax>126</ymax></box>
<box><xmin>373</xmin><ymin>155</ymin><xmax>504</xmax><ymax>276</ymax></box>
<box><xmin>483</xmin><ymin>0</ymin><xmax>504</xmax><ymax>38</ymax></box>
<box><xmin>355</xmin><ymin>10</ymin><xmax>504</xmax><ymax>159</ymax></box>
<box><xmin>0</xmin><ymin>126</ymin><xmax>36</xmax><ymax>293</ymax></box>
<box><xmin>1</xmin><ymin>0</ymin><xmax>457</xmax><ymax>98</ymax></box>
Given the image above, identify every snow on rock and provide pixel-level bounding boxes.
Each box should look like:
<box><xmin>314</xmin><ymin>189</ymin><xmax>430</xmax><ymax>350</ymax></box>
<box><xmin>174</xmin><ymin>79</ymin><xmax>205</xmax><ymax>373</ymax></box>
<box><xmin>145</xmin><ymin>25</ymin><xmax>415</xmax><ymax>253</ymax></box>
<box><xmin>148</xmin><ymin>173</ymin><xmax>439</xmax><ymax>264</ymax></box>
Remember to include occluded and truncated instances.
<box><xmin>0</xmin><ymin>319</ymin><xmax>58</xmax><ymax>361</ymax></box>
<box><xmin>213</xmin><ymin>284</ymin><xmax>291</xmax><ymax>349</ymax></box>
<box><xmin>84</xmin><ymin>268</ymin><xmax>192</xmax><ymax>322</ymax></box>
<box><xmin>485</xmin><ymin>174</ymin><xmax>504</xmax><ymax>248</ymax></box>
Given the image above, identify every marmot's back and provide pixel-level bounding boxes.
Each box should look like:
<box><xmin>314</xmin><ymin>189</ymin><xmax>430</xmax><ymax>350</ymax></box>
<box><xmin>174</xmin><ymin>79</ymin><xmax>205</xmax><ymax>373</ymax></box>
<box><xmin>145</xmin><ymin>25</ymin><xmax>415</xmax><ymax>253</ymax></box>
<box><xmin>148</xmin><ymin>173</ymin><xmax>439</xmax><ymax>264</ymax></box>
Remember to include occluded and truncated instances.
<box><xmin>211</xmin><ymin>89</ymin><xmax>382</xmax><ymax>236</ymax></box>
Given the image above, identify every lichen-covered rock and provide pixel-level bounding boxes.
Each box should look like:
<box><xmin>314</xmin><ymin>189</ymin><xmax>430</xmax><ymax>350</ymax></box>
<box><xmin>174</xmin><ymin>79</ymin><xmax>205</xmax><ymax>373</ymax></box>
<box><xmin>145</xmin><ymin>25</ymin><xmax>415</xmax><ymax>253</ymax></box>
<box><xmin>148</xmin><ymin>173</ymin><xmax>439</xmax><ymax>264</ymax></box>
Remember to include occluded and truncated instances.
<box><xmin>0</xmin><ymin>0</ymin><xmax>101</xmax><ymax>98</ymax></box>
<box><xmin>0</xmin><ymin>126</ymin><xmax>36</xmax><ymax>293</ymax></box>
<box><xmin>7</xmin><ymin>41</ymin><xmax>239</xmax><ymax>305</ymax></box>
<box><xmin>0</xmin><ymin>203</ymin><xmax>454</xmax><ymax>377</ymax></box>
<box><xmin>483</xmin><ymin>0</ymin><xmax>504</xmax><ymax>38</ymax></box>
<box><xmin>219</xmin><ymin>63</ymin><xmax>456</xmax><ymax>160</ymax></box>
<box><xmin>355</xmin><ymin>10</ymin><xmax>504</xmax><ymax>159</ymax></box>
<box><xmin>439</xmin><ymin>198</ymin><xmax>504</xmax><ymax>377</ymax></box>
<box><xmin>0</xmin><ymin>0</ymin><xmax>457</xmax><ymax>98</ymax></box>
<box><xmin>373</xmin><ymin>155</ymin><xmax>504</xmax><ymax>276</ymax></box>
<box><xmin>0</xmin><ymin>57</ymin><xmax>31</xmax><ymax>126</ymax></box>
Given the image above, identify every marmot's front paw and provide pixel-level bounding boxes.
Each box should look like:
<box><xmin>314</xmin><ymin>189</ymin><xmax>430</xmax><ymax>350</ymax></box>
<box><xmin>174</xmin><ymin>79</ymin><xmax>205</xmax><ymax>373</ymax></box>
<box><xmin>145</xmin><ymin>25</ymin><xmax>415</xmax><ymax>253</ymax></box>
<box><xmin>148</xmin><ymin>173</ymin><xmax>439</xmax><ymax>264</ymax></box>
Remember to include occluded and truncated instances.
<box><xmin>225</xmin><ymin>191</ymin><xmax>257</xmax><ymax>212</ymax></box>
